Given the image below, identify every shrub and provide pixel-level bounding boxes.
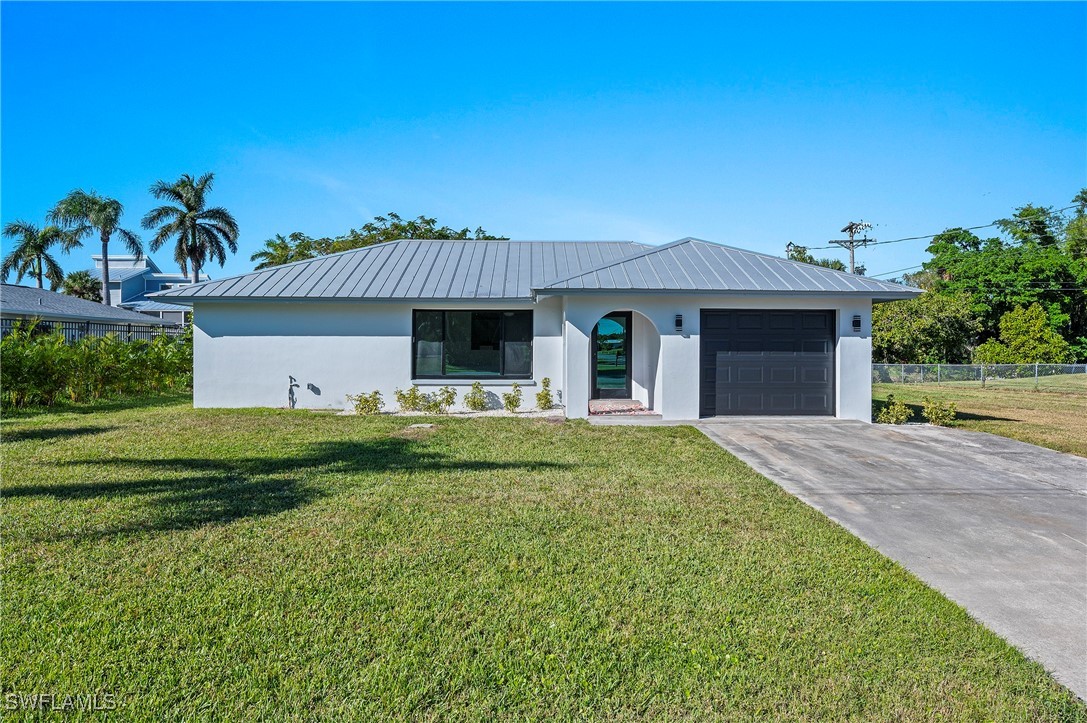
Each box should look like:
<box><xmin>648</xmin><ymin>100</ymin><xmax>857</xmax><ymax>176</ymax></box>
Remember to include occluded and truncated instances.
<box><xmin>422</xmin><ymin>386</ymin><xmax>456</xmax><ymax>414</ymax></box>
<box><xmin>535</xmin><ymin>377</ymin><xmax>554</xmax><ymax>411</ymax></box>
<box><xmin>393</xmin><ymin>385</ymin><xmax>427</xmax><ymax>412</ymax></box>
<box><xmin>347</xmin><ymin>390</ymin><xmax>384</xmax><ymax>415</ymax></box>
<box><xmin>0</xmin><ymin>321</ymin><xmax>192</xmax><ymax>410</ymax></box>
<box><xmin>501</xmin><ymin>383</ymin><xmax>522</xmax><ymax>414</ymax></box>
<box><xmin>875</xmin><ymin>394</ymin><xmax>912</xmax><ymax>425</ymax></box>
<box><xmin>464</xmin><ymin>381</ymin><xmax>488</xmax><ymax>411</ymax></box>
<box><xmin>922</xmin><ymin>397</ymin><xmax>957</xmax><ymax>427</ymax></box>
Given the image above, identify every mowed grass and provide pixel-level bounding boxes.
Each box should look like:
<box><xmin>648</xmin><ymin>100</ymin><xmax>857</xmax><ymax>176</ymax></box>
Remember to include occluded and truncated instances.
<box><xmin>874</xmin><ymin>375</ymin><xmax>1087</xmax><ymax>457</ymax></box>
<box><xmin>2</xmin><ymin>396</ymin><xmax>1084</xmax><ymax>721</ymax></box>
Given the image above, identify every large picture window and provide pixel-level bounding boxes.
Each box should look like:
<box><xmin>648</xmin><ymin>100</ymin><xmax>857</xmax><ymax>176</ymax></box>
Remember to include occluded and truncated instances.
<box><xmin>412</xmin><ymin>310</ymin><xmax>533</xmax><ymax>379</ymax></box>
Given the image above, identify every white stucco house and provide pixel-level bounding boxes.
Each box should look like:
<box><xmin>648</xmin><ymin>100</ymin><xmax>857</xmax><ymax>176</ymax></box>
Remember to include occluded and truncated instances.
<box><xmin>152</xmin><ymin>237</ymin><xmax>921</xmax><ymax>421</ymax></box>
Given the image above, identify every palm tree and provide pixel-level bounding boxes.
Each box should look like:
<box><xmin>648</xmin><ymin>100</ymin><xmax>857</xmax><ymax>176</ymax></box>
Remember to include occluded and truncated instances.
<box><xmin>142</xmin><ymin>173</ymin><xmax>239</xmax><ymax>284</ymax></box>
<box><xmin>61</xmin><ymin>270</ymin><xmax>103</xmax><ymax>302</ymax></box>
<box><xmin>250</xmin><ymin>232</ymin><xmax>314</xmax><ymax>270</ymax></box>
<box><xmin>1</xmin><ymin>221</ymin><xmax>80</xmax><ymax>290</ymax></box>
<box><xmin>50</xmin><ymin>190</ymin><xmax>142</xmax><ymax>305</ymax></box>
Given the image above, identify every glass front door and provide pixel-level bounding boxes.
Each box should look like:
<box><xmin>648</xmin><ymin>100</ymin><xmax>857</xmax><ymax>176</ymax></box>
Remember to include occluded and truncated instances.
<box><xmin>592</xmin><ymin>312</ymin><xmax>632</xmax><ymax>399</ymax></box>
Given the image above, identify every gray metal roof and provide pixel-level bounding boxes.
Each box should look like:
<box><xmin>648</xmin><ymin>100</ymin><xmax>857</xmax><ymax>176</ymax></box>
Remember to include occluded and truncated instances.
<box><xmin>151</xmin><ymin>237</ymin><xmax>921</xmax><ymax>303</ymax></box>
<box><xmin>121</xmin><ymin>300</ymin><xmax>190</xmax><ymax>313</ymax></box>
<box><xmin>152</xmin><ymin>240</ymin><xmax>651</xmax><ymax>301</ymax></box>
<box><xmin>1</xmin><ymin>285</ymin><xmax>175</xmax><ymax>324</ymax></box>
<box><xmin>536</xmin><ymin>238</ymin><xmax>922</xmax><ymax>299</ymax></box>
<box><xmin>88</xmin><ymin>266</ymin><xmax>148</xmax><ymax>283</ymax></box>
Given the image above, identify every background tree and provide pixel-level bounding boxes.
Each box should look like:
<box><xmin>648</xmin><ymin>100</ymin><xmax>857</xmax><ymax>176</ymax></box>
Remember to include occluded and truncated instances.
<box><xmin>972</xmin><ymin>304</ymin><xmax>1074</xmax><ymax>364</ymax></box>
<box><xmin>61</xmin><ymin>270</ymin><xmax>103</xmax><ymax>302</ymax></box>
<box><xmin>142</xmin><ymin>173</ymin><xmax>239</xmax><ymax>284</ymax></box>
<box><xmin>50</xmin><ymin>190</ymin><xmax>142</xmax><ymax>305</ymax></box>
<box><xmin>251</xmin><ymin>213</ymin><xmax>507</xmax><ymax>269</ymax></box>
<box><xmin>784</xmin><ymin>242</ymin><xmax>847</xmax><ymax>271</ymax></box>
<box><xmin>1</xmin><ymin>221</ymin><xmax>80</xmax><ymax>290</ymax></box>
<box><xmin>922</xmin><ymin>213</ymin><xmax>1084</xmax><ymax>356</ymax></box>
<box><xmin>251</xmin><ymin>232</ymin><xmax>316</xmax><ymax>270</ymax></box>
<box><xmin>872</xmin><ymin>292</ymin><xmax>982</xmax><ymax>363</ymax></box>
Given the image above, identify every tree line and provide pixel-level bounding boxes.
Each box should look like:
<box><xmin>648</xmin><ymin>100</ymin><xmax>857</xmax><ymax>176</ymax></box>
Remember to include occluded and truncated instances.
<box><xmin>2</xmin><ymin>173</ymin><xmax>238</xmax><ymax>305</ymax></box>
<box><xmin>249</xmin><ymin>212</ymin><xmax>507</xmax><ymax>269</ymax></box>
<box><xmin>872</xmin><ymin>191</ymin><xmax>1087</xmax><ymax>363</ymax></box>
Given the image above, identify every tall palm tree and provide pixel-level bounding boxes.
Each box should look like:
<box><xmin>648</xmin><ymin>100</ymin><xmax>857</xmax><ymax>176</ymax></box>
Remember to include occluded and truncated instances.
<box><xmin>250</xmin><ymin>232</ymin><xmax>314</xmax><ymax>270</ymax></box>
<box><xmin>1</xmin><ymin>221</ymin><xmax>80</xmax><ymax>290</ymax></box>
<box><xmin>142</xmin><ymin>173</ymin><xmax>239</xmax><ymax>284</ymax></box>
<box><xmin>61</xmin><ymin>270</ymin><xmax>103</xmax><ymax>302</ymax></box>
<box><xmin>50</xmin><ymin>190</ymin><xmax>142</xmax><ymax>305</ymax></box>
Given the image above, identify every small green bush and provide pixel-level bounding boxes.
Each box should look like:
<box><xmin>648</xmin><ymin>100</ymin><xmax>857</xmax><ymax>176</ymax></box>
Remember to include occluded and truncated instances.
<box><xmin>394</xmin><ymin>385</ymin><xmax>427</xmax><ymax>412</ymax></box>
<box><xmin>922</xmin><ymin>397</ymin><xmax>957</xmax><ymax>427</ymax></box>
<box><xmin>347</xmin><ymin>390</ymin><xmax>384</xmax><ymax>415</ymax></box>
<box><xmin>422</xmin><ymin>386</ymin><xmax>457</xmax><ymax>414</ymax></box>
<box><xmin>875</xmin><ymin>394</ymin><xmax>912</xmax><ymax>425</ymax></box>
<box><xmin>535</xmin><ymin>377</ymin><xmax>554</xmax><ymax>411</ymax></box>
<box><xmin>464</xmin><ymin>381</ymin><xmax>488</xmax><ymax>411</ymax></box>
<box><xmin>502</xmin><ymin>383</ymin><xmax>522</xmax><ymax>414</ymax></box>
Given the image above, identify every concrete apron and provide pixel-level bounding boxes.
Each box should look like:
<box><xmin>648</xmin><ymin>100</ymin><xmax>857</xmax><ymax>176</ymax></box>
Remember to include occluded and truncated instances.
<box><xmin>697</xmin><ymin>418</ymin><xmax>1087</xmax><ymax>701</ymax></box>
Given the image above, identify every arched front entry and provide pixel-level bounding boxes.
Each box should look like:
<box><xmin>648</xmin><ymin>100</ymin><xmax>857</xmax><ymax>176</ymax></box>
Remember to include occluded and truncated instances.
<box><xmin>589</xmin><ymin>310</ymin><xmax>661</xmax><ymax>409</ymax></box>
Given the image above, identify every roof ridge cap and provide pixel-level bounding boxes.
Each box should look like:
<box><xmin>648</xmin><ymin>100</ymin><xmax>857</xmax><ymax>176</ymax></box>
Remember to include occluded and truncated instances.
<box><xmin>536</xmin><ymin>237</ymin><xmax>698</xmax><ymax>288</ymax></box>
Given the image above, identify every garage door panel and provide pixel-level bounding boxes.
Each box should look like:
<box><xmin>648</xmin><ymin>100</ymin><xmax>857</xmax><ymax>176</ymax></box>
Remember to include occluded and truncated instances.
<box><xmin>770</xmin><ymin>367</ymin><xmax>797</xmax><ymax>383</ymax></box>
<box><xmin>700</xmin><ymin>309</ymin><xmax>835</xmax><ymax>416</ymax></box>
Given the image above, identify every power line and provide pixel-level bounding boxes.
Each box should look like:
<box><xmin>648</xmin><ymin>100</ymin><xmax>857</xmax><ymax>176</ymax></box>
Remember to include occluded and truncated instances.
<box><xmin>806</xmin><ymin>205</ymin><xmax>1079</xmax><ymax>252</ymax></box>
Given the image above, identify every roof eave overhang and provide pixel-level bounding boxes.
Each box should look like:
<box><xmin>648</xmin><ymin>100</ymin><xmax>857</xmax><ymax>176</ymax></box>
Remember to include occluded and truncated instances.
<box><xmin>533</xmin><ymin>288</ymin><xmax>923</xmax><ymax>300</ymax></box>
<box><xmin>151</xmin><ymin>295</ymin><xmax>537</xmax><ymax>305</ymax></box>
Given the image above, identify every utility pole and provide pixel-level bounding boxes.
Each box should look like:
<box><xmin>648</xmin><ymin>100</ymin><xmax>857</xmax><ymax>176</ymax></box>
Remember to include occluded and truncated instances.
<box><xmin>830</xmin><ymin>221</ymin><xmax>874</xmax><ymax>274</ymax></box>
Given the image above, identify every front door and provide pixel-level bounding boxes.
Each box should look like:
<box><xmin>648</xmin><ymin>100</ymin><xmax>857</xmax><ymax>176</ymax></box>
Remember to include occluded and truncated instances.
<box><xmin>591</xmin><ymin>312</ymin><xmax>632</xmax><ymax>399</ymax></box>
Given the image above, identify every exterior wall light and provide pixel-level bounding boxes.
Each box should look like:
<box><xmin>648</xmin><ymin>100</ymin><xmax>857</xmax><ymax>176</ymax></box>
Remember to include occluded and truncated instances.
<box><xmin>675</xmin><ymin>314</ymin><xmax>683</xmax><ymax>332</ymax></box>
<box><xmin>852</xmin><ymin>314</ymin><xmax>862</xmax><ymax>333</ymax></box>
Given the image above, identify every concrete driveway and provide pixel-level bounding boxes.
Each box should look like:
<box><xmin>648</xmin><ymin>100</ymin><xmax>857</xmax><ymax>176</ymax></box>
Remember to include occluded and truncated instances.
<box><xmin>699</xmin><ymin>419</ymin><xmax>1087</xmax><ymax>700</ymax></box>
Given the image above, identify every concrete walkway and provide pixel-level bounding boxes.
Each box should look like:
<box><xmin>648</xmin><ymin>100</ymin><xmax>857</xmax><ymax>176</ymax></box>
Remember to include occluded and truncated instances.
<box><xmin>698</xmin><ymin>419</ymin><xmax>1087</xmax><ymax>700</ymax></box>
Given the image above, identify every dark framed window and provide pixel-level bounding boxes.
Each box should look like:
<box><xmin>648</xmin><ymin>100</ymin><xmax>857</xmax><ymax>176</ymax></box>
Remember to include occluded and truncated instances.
<box><xmin>412</xmin><ymin>310</ymin><xmax>533</xmax><ymax>379</ymax></box>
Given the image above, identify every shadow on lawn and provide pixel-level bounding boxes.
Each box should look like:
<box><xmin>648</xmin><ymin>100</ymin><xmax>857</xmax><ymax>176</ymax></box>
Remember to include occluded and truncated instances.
<box><xmin>1</xmin><ymin>425</ymin><xmax>116</xmax><ymax>443</ymax></box>
<box><xmin>11</xmin><ymin>438</ymin><xmax>569</xmax><ymax>540</ymax></box>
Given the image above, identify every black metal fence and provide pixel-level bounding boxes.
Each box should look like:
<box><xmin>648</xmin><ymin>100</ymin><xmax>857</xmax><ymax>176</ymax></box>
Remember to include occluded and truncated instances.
<box><xmin>0</xmin><ymin>317</ymin><xmax>184</xmax><ymax>343</ymax></box>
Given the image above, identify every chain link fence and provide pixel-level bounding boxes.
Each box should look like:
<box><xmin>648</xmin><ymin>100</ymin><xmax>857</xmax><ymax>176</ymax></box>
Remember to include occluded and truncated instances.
<box><xmin>872</xmin><ymin>363</ymin><xmax>1087</xmax><ymax>392</ymax></box>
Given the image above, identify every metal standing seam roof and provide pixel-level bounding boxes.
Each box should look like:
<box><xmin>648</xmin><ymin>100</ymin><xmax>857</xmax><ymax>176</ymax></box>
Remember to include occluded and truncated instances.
<box><xmin>120</xmin><ymin>300</ymin><xmax>190</xmax><ymax>313</ymax></box>
<box><xmin>0</xmin><ymin>285</ymin><xmax>175</xmax><ymax>324</ymax></box>
<box><xmin>536</xmin><ymin>237</ymin><xmax>923</xmax><ymax>299</ymax></box>
<box><xmin>88</xmin><ymin>266</ymin><xmax>149</xmax><ymax>283</ymax></box>
<box><xmin>151</xmin><ymin>237</ymin><xmax>922</xmax><ymax>303</ymax></box>
<box><xmin>151</xmin><ymin>240</ymin><xmax>652</xmax><ymax>301</ymax></box>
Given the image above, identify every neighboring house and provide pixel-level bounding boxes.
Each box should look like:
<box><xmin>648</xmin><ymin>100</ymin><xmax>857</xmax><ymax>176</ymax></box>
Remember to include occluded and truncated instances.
<box><xmin>152</xmin><ymin>237</ymin><xmax>921</xmax><ymax>420</ymax></box>
<box><xmin>1</xmin><ymin>284</ymin><xmax>176</xmax><ymax>328</ymax></box>
<box><xmin>89</xmin><ymin>254</ymin><xmax>204</xmax><ymax>324</ymax></box>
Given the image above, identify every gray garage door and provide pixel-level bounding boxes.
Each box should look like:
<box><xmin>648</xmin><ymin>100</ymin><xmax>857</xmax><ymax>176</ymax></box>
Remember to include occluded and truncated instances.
<box><xmin>700</xmin><ymin>309</ymin><xmax>835</xmax><ymax>416</ymax></box>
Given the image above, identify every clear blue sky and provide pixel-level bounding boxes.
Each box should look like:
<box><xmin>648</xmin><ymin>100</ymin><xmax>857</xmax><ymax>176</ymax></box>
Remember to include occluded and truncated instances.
<box><xmin>3</xmin><ymin>1</ymin><xmax>1084</xmax><ymax>281</ymax></box>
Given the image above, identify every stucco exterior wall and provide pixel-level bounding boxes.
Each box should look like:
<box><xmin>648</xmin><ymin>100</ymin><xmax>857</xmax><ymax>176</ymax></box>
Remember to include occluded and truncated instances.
<box><xmin>558</xmin><ymin>294</ymin><xmax>873</xmax><ymax>421</ymax></box>
<box><xmin>192</xmin><ymin>298</ymin><xmax>564</xmax><ymax>411</ymax></box>
<box><xmin>191</xmin><ymin>293</ymin><xmax>873</xmax><ymax>421</ymax></box>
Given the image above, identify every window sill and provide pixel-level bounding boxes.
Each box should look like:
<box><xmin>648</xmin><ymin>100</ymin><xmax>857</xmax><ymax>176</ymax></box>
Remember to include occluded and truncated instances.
<box><xmin>412</xmin><ymin>379</ymin><xmax>536</xmax><ymax>387</ymax></box>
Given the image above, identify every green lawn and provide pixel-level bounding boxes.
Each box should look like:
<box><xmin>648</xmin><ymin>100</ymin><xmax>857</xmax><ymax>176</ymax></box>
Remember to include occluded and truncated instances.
<box><xmin>3</xmin><ymin>395</ymin><xmax>1084</xmax><ymax>720</ymax></box>
<box><xmin>874</xmin><ymin>377</ymin><xmax>1087</xmax><ymax>457</ymax></box>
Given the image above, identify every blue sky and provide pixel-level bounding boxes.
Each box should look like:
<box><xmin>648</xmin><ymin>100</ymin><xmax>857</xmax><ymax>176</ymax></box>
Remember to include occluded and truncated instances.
<box><xmin>2</xmin><ymin>2</ymin><xmax>1084</xmax><ymax>281</ymax></box>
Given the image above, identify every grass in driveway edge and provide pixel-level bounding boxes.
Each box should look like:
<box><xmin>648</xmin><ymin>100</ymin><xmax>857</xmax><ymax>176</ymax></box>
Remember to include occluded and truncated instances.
<box><xmin>873</xmin><ymin>380</ymin><xmax>1087</xmax><ymax>457</ymax></box>
<box><xmin>2</xmin><ymin>393</ymin><xmax>1084</xmax><ymax>720</ymax></box>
